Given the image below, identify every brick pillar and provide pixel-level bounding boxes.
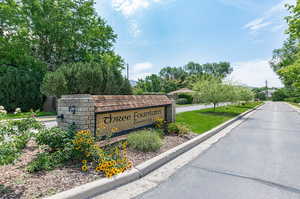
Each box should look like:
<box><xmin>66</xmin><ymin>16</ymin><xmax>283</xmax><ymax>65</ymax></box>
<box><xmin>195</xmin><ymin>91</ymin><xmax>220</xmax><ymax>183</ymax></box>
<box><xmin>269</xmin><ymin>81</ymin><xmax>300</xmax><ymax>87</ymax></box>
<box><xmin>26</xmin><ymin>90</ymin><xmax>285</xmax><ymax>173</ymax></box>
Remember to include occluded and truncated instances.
<box><xmin>57</xmin><ymin>94</ymin><xmax>95</xmax><ymax>133</ymax></box>
<box><xmin>166</xmin><ymin>99</ymin><xmax>176</xmax><ymax>123</ymax></box>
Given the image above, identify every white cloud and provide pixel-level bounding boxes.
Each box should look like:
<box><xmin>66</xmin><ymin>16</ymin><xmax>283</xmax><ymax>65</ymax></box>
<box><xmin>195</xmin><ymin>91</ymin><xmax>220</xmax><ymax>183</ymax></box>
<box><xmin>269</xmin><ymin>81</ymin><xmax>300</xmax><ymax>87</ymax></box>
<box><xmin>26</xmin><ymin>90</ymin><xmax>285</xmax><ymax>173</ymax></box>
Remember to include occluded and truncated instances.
<box><xmin>129</xmin><ymin>21</ymin><xmax>141</xmax><ymax>37</ymax></box>
<box><xmin>218</xmin><ymin>0</ymin><xmax>256</xmax><ymax>9</ymax></box>
<box><xmin>112</xmin><ymin>0</ymin><xmax>149</xmax><ymax>16</ymax></box>
<box><xmin>244</xmin><ymin>18</ymin><xmax>272</xmax><ymax>31</ymax></box>
<box><xmin>111</xmin><ymin>0</ymin><xmax>165</xmax><ymax>16</ymax></box>
<box><xmin>244</xmin><ymin>0</ymin><xmax>295</xmax><ymax>33</ymax></box>
<box><xmin>229</xmin><ymin>60</ymin><xmax>283</xmax><ymax>88</ymax></box>
<box><xmin>130</xmin><ymin>62</ymin><xmax>153</xmax><ymax>80</ymax></box>
<box><xmin>131</xmin><ymin>72</ymin><xmax>152</xmax><ymax>80</ymax></box>
<box><xmin>267</xmin><ymin>0</ymin><xmax>294</xmax><ymax>14</ymax></box>
<box><xmin>111</xmin><ymin>0</ymin><xmax>168</xmax><ymax>37</ymax></box>
<box><xmin>133</xmin><ymin>62</ymin><xmax>153</xmax><ymax>72</ymax></box>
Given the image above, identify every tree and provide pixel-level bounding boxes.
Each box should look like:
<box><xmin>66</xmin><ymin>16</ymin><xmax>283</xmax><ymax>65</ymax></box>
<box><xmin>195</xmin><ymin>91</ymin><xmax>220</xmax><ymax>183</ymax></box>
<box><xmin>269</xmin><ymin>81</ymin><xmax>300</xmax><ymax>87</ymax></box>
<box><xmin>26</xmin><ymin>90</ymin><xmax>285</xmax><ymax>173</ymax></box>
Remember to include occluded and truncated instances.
<box><xmin>184</xmin><ymin>62</ymin><xmax>233</xmax><ymax>78</ymax></box>
<box><xmin>184</xmin><ymin>73</ymin><xmax>215</xmax><ymax>89</ymax></box>
<box><xmin>41</xmin><ymin>61</ymin><xmax>131</xmax><ymax>97</ymax></box>
<box><xmin>236</xmin><ymin>87</ymin><xmax>255</xmax><ymax>102</ymax></box>
<box><xmin>119</xmin><ymin>79</ymin><xmax>133</xmax><ymax>95</ymax></box>
<box><xmin>193</xmin><ymin>77</ymin><xmax>231</xmax><ymax>110</ymax></box>
<box><xmin>270</xmin><ymin>38</ymin><xmax>299</xmax><ymax>72</ymax></box>
<box><xmin>272</xmin><ymin>88</ymin><xmax>289</xmax><ymax>101</ymax></box>
<box><xmin>161</xmin><ymin>79</ymin><xmax>181</xmax><ymax>93</ymax></box>
<box><xmin>1</xmin><ymin>0</ymin><xmax>129</xmax><ymax>111</ymax></box>
<box><xmin>269</xmin><ymin>1</ymin><xmax>300</xmax><ymax>100</ymax></box>
<box><xmin>184</xmin><ymin>62</ymin><xmax>203</xmax><ymax>75</ymax></box>
<box><xmin>277</xmin><ymin>57</ymin><xmax>300</xmax><ymax>89</ymax></box>
<box><xmin>159</xmin><ymin>66</ymin><xmax>187</xmax><ymax>81</ymax></box>
<box><xmin>135</xmin><ymin>61</ymin><xmax>233</xmax><ymax>94</ymax></box>
<box><xmin>136</xmin><ymin>74</ymin><xmax>163</xmax><ymax>93</ymax></box>
<box><xmin>1</xmin><ymin>0</ymin><xmax>117</xmax><ymax>71</ymax></box>
<box><xmin>201</xmin><ymin>62</ymin><xmax>233</xmax><ymax>78</ymax></box>
<box><xmin>0</xmin><ymin>25</ymin><xmax>47</xmax><ymax>111</ymax></box>
<box><xmin>252</xmin><ymin>88</ymin><xmax>267</xmax><ymax>101</ymax></box>
<box><xmin>0</xmin><ymin>64</ymin><xmax>46</xmax><ymax>112</ymax></box>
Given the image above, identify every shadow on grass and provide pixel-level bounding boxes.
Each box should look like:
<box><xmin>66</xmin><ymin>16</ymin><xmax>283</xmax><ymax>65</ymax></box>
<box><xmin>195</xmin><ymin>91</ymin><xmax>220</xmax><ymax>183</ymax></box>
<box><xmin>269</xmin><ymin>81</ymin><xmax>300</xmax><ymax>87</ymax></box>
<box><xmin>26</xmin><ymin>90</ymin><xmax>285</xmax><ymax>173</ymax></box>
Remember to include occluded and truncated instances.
<box><xmin>234</xmin><ymin>105</ymin><xmax>256</xmax><ymax>109</ymax></box>
<box><xmin>200</xmin><ymin>111</ymin><xmax>239</xmax><ymax>117</ymax></box>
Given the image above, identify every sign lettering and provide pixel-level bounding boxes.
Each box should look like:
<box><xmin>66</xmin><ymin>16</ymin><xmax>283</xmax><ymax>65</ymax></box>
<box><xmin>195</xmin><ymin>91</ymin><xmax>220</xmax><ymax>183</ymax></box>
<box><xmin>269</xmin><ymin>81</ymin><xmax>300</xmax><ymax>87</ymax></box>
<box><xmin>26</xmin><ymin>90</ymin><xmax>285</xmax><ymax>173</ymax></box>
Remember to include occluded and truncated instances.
<box><xmin>96</xmin><ymin>107</ymin><xmax>165</xmax><ymax>137</ymax></box>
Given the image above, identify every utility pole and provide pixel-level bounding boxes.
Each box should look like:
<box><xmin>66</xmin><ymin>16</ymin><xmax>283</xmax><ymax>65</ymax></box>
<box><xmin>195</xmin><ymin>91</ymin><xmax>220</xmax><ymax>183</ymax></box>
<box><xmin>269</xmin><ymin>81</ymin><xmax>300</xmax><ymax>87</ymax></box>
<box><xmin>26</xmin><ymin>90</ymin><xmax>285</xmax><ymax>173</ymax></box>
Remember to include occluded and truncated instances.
<box><xmin>127</xmin><ymin>64</ymin><xmax>129</xmax><ymax>80</ymax></box>
<box><xmin>265</xmin><ymin>80</ymin><xmax>269</xmax><ymax>98</ymax></box>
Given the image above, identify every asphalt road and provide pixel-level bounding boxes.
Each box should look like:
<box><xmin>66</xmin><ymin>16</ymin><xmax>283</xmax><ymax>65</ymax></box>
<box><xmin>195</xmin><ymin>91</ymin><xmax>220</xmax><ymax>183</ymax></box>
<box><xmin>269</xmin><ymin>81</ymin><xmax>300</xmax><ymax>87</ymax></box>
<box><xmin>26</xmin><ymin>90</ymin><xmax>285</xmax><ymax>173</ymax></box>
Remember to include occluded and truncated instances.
<box><xmin>134</xmin><ymin>102</ymin><xmax>300</xmax><ymax>199</ymax></box>
<box><xmin>176</xmin><ymin>103</ymin><xmax>231</xmax><ymax>113</ymax></box>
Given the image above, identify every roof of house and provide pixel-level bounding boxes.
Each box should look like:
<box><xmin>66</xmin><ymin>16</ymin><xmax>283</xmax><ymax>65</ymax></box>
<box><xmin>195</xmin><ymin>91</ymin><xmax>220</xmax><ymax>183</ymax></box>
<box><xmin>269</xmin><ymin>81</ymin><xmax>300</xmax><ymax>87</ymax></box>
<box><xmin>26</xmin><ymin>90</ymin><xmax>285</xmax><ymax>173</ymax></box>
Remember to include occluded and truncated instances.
<box><xmin>168</xmin><ymin>88</ymin><xmax>195</xmax><ymax>95</ymax></box>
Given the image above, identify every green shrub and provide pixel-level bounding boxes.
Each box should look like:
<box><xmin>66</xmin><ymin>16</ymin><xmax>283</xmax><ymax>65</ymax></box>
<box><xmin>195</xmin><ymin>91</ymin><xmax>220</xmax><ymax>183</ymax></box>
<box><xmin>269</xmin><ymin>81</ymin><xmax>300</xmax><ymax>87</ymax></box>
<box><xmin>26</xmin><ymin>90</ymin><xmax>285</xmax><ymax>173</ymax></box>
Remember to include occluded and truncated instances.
<box><xmin>0</xmin><ymin>142</ymin><xmax>20</xmax><ymax>165</ymax></box>
<box><xmin>178</xmin><ymin>93</ymin><xmax>193</xmax><ymax>104</ymax></box>
<box><xmin>0</xmin><ymin>117</ymin><xmax>43</xmax><ymax>165</ymax></box>
<box><xmin>26</xmin><ymin>150</ymin><xmax>69</xmax><ymax>173</ymax></box>
<box><xmin>41</xmin><ymin>62</ymin><xmax>132</xmax><ymax>97</ymax></box>
<box><xmin>0</xmin><ymin>134</ymin><xmax>30</xmax><ymax>165</ymax></box>
<box><xmin>0</xmin><ymin>65</ymin><xmax>46</xmax><ymax>112</ymax></box>
<box><xmin>176</xmin><ymin>98</ymin><xmax>189</xmax><ymax>105</ymax></box>
<box><xmin>167</xmin><ymin>123</ymin><xmax>190</xmax><ymax>136</ymax></box>
<box><xmin>8</xmin><ymin>117</ymin><xmax>44</xmax><ymax>133</ymax></box>
<box><xmin>285</xmin><ymin>97</ymin><xmax>300</xmax><ymax>103</ymax></box>
<box><xmin>36</xmin><ymin>127</ymin><xmax>74</xmax><ymax>151</ymax></box>
<box><xmin>127</xmin><ymin>130</ymin><xmax>163</xmax><ymax>152</ymax></box>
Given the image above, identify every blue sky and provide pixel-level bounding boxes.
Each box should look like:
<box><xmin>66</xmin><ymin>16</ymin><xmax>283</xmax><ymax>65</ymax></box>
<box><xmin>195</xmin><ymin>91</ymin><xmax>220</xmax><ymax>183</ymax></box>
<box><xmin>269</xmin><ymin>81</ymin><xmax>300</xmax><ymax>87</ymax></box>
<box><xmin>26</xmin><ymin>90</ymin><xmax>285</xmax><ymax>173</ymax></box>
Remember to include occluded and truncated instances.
<box><xmin>95</xmin><ymin>0</ymin><xmax>295</xmax><ymax>87</ymax></box>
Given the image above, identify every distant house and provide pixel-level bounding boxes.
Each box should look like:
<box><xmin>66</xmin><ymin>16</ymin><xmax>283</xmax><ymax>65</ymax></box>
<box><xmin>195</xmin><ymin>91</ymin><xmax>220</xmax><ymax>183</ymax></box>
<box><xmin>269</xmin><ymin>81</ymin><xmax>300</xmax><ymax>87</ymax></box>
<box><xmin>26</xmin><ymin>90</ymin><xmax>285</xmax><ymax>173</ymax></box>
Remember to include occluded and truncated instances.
<box><xmin>129</xmin><ymin>80</ymin><xmax>137</xmax><ymax>87</ymax></box>
<box><xmin>168</xmin><ymin>88</ymin><xmax>195</xmax><ymax>95</ymax></box>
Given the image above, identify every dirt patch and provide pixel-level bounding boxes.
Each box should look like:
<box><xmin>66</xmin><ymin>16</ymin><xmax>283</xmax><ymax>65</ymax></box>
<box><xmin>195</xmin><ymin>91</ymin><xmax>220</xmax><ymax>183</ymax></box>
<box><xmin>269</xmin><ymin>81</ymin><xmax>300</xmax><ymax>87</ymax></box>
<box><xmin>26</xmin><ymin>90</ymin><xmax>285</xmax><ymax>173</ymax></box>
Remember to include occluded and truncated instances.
<box><xmin>127</xmin><ymin>133</ymin><xmax>196</xmax><ymax>165</ymax></box>
<box><xmin>0</xmin><ymin>133</ymin><xmax>197</xmax><ymax>199</ymax></box>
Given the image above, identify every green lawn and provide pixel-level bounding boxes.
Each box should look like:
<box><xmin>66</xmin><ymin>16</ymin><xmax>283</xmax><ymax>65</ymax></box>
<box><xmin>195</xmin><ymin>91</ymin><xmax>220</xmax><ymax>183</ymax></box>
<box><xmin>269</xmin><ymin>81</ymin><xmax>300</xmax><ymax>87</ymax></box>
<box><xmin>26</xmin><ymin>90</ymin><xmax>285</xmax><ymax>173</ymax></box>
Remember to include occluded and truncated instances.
<box><xmin>1</xmin><ymin>112</ymin><xmax>56</xmax><ymax>120</ymax></box>
<box><xmin>176</xmin><ymin>102</ymin><xmax>263</xmax><ymax>134</ymax></box>
<box><xmin>289</xmin><ymin>102</ymin><xmax>300</xmax><ymax>108</ymax></box>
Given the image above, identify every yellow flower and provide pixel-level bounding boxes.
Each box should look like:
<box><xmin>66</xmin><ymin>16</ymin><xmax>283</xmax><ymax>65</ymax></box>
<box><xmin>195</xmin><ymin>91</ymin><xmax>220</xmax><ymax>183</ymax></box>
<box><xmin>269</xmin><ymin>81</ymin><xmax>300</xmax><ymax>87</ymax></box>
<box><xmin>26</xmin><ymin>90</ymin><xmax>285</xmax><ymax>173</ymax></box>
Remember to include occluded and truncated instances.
<box><xmin>111</xmin><ymin>127</ymin><xmax>119</xmax><ymax>133</ymax></box>
<box><xmin>82</xmin><ymin>160</ymin><xmax>87</xmax><ymax>164</ymax></box>
<box><xmin>81</xmin><ymin>165</ymin><xmax>88</xmax><ymax>172</ymax></box>
<box><xmin>95</xmin><ymin>167</ymin><xmax>101</xmax><ymax>172</ymax></box>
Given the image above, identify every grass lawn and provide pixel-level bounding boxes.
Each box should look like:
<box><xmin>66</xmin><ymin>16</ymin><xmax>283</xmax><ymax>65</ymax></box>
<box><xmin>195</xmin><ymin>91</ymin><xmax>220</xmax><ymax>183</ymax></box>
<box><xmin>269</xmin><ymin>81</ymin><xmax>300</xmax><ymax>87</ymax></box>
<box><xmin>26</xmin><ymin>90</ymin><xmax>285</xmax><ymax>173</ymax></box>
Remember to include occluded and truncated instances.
<box><xmin>289</xmin><ymin>102</ymin><xmax>300</xmax><ymax>108</ymax></box>
<box><xmin>176</xmin><ymin>102</ymin><xmax>263</xmax><ymax>134</ymax></box>
<box><xmin>1</xmin><ymin>112</ymin><xmax>56</xmax><ymax>120</ymax></box>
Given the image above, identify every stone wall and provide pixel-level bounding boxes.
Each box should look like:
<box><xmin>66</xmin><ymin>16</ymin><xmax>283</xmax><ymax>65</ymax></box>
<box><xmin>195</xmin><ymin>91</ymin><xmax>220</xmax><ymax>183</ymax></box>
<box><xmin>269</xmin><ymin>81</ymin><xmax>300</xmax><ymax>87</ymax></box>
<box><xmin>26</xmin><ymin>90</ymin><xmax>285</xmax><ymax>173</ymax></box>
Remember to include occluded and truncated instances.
<box><xmin>57</xmin><ymin>94</ymin><xmax>175</xmax><ymax>135</ymax></box>
<box><xmin>57</xmin><ymin>95</ymin><xmax>95</xmax><ymax>133</ymax></box>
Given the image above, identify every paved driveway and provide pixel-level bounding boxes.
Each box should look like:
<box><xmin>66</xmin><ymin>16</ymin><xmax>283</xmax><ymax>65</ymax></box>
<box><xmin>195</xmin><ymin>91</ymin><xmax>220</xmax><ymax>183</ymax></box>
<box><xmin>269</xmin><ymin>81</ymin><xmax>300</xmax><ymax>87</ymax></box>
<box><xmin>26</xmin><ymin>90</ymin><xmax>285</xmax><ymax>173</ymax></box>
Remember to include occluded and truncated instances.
<box><xmin>135</xmin><ymin>102</ymin><xmax>300</xmax><ymax>199</ymax></box>
<box><xmin>176</xmin><ymin>103</ymin><xmax>229</xmax><ymax>113</ymax></box>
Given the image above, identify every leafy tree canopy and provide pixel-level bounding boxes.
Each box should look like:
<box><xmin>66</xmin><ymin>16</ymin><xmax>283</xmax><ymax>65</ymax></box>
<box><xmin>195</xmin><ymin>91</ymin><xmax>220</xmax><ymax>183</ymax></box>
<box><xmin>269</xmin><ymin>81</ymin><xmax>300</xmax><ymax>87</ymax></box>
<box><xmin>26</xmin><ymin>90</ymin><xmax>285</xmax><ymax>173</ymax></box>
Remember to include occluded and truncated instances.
<box><xmin>270</xmin><ymin>0</ymin><xmax>300</xmax><ymax>97</ymax></box>
<box><xmin>1</xmin><ymin>0</ymin><xmax>117</xmax><ymax>71</ymax></box>
<box><xmin>135</xmin><ymin>61</ymin><xmax>233</xmax><ymax>94</ymax></box>
<box><xmin>41</xmin><ymin>60</ymin><xmax>132</xmax><ymax>97</ymax></box>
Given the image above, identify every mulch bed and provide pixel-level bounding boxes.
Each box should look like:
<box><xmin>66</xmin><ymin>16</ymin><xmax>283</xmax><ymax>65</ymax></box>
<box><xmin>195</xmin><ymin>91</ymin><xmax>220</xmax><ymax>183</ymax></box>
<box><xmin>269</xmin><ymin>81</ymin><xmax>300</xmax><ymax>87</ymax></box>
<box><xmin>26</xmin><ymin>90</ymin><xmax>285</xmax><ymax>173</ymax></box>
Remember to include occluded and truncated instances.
<box><xmin>0</xmin><ymin>133</ymin><xmax>197</xmax><ymax>199</ymax></box>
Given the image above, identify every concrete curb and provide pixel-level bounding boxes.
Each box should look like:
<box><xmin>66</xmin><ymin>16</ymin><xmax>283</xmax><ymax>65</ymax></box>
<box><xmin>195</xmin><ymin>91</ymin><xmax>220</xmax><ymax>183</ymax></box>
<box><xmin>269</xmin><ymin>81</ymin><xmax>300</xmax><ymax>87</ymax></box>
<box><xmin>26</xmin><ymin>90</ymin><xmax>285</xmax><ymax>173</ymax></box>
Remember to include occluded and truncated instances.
<box><xmin>286</xmin><ymin>102</ymin><xmax>300</xmax><ymax>113</ymax></box>
<box><xmin>45</xmin><ymin>103</ymin><xmax>264</xmax><ymax>199</ymax></box>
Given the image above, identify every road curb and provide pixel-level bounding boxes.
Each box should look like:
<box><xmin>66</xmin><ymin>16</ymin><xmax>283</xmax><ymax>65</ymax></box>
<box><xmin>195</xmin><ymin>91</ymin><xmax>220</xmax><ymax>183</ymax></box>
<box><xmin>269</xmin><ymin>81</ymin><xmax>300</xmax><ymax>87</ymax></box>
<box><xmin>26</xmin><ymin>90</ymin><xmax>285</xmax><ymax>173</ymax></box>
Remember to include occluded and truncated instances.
<box><xmin>286</xmin><ymin>102</ymin><xmax>300</xmax><ymax>113</ymax></box>
<box><xmin>45</xmin><ymin>103</ymin><xmax>264</xmax><ymax>199</ymax></box>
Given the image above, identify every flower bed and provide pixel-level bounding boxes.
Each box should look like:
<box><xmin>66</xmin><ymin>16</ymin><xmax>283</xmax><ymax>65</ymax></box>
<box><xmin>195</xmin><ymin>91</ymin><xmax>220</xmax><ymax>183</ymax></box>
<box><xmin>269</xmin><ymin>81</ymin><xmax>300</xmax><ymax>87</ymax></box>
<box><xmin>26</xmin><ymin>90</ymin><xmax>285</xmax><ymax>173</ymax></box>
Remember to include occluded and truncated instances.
<box><xmin>0</xmin><ymin>117</ymin><xmax>196</xmax><ymax>199</ymax></box>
